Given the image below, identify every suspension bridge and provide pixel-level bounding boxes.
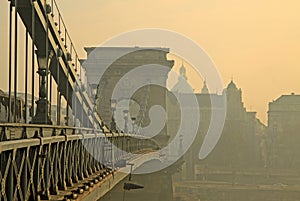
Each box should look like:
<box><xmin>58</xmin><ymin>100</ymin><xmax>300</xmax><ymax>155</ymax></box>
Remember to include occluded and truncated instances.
<box><xmin>0</xmin><ymin>0</ymin><xmax>175</xmax><ymax>200</ymax></box>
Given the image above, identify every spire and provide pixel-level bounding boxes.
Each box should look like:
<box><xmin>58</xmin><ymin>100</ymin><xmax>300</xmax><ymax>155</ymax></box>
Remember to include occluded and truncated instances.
<box><xmin>227</xmin><ymin>79</ymin><xmax>237</xmax><ymax>90</ymax></box>
<box><xmin>201</xmin><ymin>79</ymin><xmax>209</xmax><ymax>94</ymax></box>
<box><xmin>171</xmin><ymin>62</ymin><xmax>190</xmax><ymax>93</ymax></box>
<box><xmin>179</xmin><ymin>62</ymin><xmax>187</xmax><ymax>80</ymax></box>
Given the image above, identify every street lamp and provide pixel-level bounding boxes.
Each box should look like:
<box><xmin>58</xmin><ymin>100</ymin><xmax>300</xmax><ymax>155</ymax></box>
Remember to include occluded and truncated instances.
<box><xmin>131</xmin><ymin>117</ymin><xmax>136</xmax><ymax>133</ymax></box>
<box><xmin>178</xmin><ymin>134</ymin><xmax>183</xmax><ymax>156</ymax></box>
<box><xmin>110</xmin><ymin>99</ymin><xmax>117</xmax><ymax>132</ymax></box>
<box><xmin>123</xmin><ymin>110</ymin><xmax>129</xmax><ymax>133</ymax></box>
<box><xmin>92</xmin><ymin>88</ymin><xmax>97</xmax><ymax>98</ymax></box>
<box><xmin>31</xmin><ymin>50</ymin><xmax>53</xmax><ymax>124</ymax></box>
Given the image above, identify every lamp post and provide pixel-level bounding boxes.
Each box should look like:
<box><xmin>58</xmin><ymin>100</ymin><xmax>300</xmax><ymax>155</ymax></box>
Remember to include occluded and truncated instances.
<box><xmin>110</xmin><ymin>99</ymin><xmax>117</xmax><ymax>132</ymax></box>
<box><xmin>123</xmin><ymin>110</ymin><xmax>129</xmax><ymax>133</ymax></box>
<box><xmin>31</xmin><ymin>50</ymin><xmax>53</xmax><ymax>124</ymax></box>
<box><xmin>178</xmin><ymin>134</ymin><xmax>183</xmax><ymax>156</ymax></box>
<box><xmin>131</xmin><ymin>117</ymin><xmax>136</xmax><ymax>133</ymax></box>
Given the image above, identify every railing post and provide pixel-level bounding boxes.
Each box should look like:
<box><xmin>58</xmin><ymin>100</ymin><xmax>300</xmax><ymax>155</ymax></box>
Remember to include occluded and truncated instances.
<box><xmin>58</xmin><ymin>133</ymin><xmax>67</xmax><ymax>190</ymax></box>
<box><xmin>95</xmin><ymin>136</ymin><xmax>101</xmax><ymax>171</ymax></box>
<box><xmin>91</xmin><ymin>136</ymin><xmax>96</xmax><ymax>173</ymax></box>
<box><xmin>122</xmin><ymin>135</ymin><xmax>125</xmax><ymax>158</ymax></box>
<box><xmin>111</xmin><ymin>136</ymin><xmax>115</xmax><ymax>170</ymax></box>
<box><xmin>66</xmin><ymin>141</ymin><xmax>73</xmax><ymax>187</ymax></box>
<box><xmin>43</xmin><ymin>145</ymin><xmax>50</xmax><ymax>199</ymax></box>
<box><xmin>33</xmin><ymin>145</ymin><xmax>41</xmax><ymax>200</ymax></box>
<box><xmin>72</xmin><ymin>140</ymin><xmax>79</xmax><ymax>183</ymax></box>
<box><xmin>101</xmin><ymin>139</ymin><xmax>105</xmax><ymax>168</ymax></box>
<box><xmin>83</xmin><ymin>139</ymin><xmax>89</xmax><ymax>178</ymax></box>
<box><xmin>51</xmin><ymin>143</ymin><xmax>59</xmax><ymax>195</ymax></box>
<box><xmin>21</xmin><ymin>148</ymin><xmax>28</xmax><ymax>200</ymax></box>
<box><xmin>127</xmin><ymin>138</ymin><xmax>130</xmax><ymax>153</ymax></box>
<box><xmin>6</xmin><ymin>151</ymin><xmax>14</xmax><ymax>201</ymax></box>
<box><xmin>78</xmin><ymin>140</ymin><xmax>84</xmax><ymax>180</ymax></box>
<box><xmin>87</xmin><ymin>139</ymin><xmax>93</xmax><ymax>175</ymax></box>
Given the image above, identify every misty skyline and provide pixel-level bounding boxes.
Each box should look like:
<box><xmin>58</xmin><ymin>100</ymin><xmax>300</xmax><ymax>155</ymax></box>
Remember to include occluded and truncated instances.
<box><xmin>0</xmin><ymin>0</ymin><xmax>299</xmax><ymax>124</ymax></box>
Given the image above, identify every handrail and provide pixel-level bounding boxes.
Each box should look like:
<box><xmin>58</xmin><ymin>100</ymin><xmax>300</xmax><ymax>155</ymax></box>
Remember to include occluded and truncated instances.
<box><xmin>0</xmin><ymin>122</ymin><xmax>99</xmax><ymax>131</ymax></box>
<box><xmin>47</xmin><ymin>0</ymin><xmax>108</xmax><ymax>130</ymax></box>
<box><xmin>50</xmin><ymin>0</ymin><xmax>82</xmax><ymax>78</ymax></box>
<box><xmin>0</xmin><ymin>123</ymin><xmax>161</xmax><ymax>149</ymax></box>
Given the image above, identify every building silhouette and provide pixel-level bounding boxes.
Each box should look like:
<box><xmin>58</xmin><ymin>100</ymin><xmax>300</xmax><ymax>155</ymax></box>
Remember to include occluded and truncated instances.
<box><xmin>168</xmin><ymin>64</ymin><xmax>266</xmax><ymax>180</ymax></box>
<box><xmin>267</xmin><ymin>93</ymin><xmax>300</xmax><ymax>169</ymax></box>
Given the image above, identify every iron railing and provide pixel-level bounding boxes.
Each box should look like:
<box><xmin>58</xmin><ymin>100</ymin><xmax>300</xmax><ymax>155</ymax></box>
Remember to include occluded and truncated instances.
<box><xmin>0</xmin><ymin>124</ymin><xmax>159</xmax><ymax>200</ymax></box>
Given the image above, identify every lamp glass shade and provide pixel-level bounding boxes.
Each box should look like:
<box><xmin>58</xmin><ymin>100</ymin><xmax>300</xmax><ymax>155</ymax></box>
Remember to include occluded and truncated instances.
<box><xmin>131</xmin><ymin>117</ymin><xmax>136</xmax><ymax>124</ymax></box>
<box><xmin>37</xmin><ymin>56</ymin><xmax>47</xmax><ymax>69</ymax></box>
<box><xmin>123</xmin><ymin>110</ymin><xmax>129</xmax><ymax>118</ymax></box>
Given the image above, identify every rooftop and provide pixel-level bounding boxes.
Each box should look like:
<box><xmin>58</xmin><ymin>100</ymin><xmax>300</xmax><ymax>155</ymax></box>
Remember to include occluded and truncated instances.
<box><xmin>271</xmin><ymin>93</ymin><xmax>300</xmax><ymax>105</ymax></box>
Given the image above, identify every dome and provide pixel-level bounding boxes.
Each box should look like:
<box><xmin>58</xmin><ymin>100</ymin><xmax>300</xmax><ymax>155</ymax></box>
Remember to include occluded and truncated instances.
<box><xmin>227</xmin><ymin>80</ymin><xmax>237</xmax><ymax>89</ymax></box>
<box><xmin>179</xmin><ymin>65</ymin><xmax>186</xmax><ymax>75</ymax></box>
<box><xmin>179</xmin><ymin>64</ymin><xmax>187</xmax><ymax>80</ymax></box>
<box><xmin>201</xmin><ymin>80</ymin><xmax>209</xmax><ymax>94</ymax></box>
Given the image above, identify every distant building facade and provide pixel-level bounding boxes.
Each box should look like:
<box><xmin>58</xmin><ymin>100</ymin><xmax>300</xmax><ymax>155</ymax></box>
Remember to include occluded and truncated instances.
<box><xmin>168</xmin><ymin>65</ymin><xmax>266</xmax><ymax>180</ymax></box>
<box><xmin>267</xmin><ymin>93</ymin><xmax>300</xmax><ymax>169</ymax></box>
<box><xmin>0</xmin><ymin>90</ymin><xmax>26</xmax><ymax>123</ymax></box>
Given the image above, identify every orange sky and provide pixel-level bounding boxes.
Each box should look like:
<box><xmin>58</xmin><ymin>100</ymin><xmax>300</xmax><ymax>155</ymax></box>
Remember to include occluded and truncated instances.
<box><xmin>0</xmin><ymin>0</ymin><xmax>300</xmax><ymax>124</ymax></box>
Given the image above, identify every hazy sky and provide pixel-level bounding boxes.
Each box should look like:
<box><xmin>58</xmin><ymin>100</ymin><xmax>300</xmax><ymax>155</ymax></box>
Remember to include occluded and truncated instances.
<box><xmin>0</xmin><ymin>0</ymin><xmax>300</xmax><ymax>124</ymax></box>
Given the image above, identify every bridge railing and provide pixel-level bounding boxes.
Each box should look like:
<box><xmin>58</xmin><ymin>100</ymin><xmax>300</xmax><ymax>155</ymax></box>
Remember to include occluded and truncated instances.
<box><xmin>20</xmin><ymin>0</ymin><xmax>101</xmax><ymax>128</ymax></box>
<box><xmin>0</xmin><ymin>123</ymin><xmax>159</xmax><ymax>200</ymax></box>
<box><xmin>49</xmin><ymin>0</ymin><xmax>82</xmax><ymax>78</ymax></box>
<box><xmin>45</xmin><ymin>0</ymin><xmax>98</xmax><ymax>128</ymax></box>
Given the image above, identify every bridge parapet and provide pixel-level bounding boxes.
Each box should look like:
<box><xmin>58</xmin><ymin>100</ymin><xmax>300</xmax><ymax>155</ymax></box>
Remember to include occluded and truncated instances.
<box><xmin>0</xmin><ymin>124</ymin><xmax>160</xmax><ymax>201</ymax></box>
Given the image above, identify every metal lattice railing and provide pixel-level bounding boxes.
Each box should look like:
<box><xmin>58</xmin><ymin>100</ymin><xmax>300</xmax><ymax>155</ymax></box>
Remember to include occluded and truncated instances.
<box><xmin>0</xmin><ymin>124</ymin><xmax>159</xmax><ymax>201</ymax></box>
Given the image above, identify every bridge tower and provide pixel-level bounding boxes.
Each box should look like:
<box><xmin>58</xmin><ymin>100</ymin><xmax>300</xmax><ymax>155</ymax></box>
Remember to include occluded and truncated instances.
<box><xmin>82</xmin><ymin>47</ymin><xmax>174</xmax><ymax>146</ymax></box>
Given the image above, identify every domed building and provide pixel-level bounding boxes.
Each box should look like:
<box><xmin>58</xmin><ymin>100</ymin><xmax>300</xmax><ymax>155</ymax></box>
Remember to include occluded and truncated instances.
<box><xmin>171</xmin><ymin>64</ymin><xmax>192</xmax><ymax>93</ymax></box>
<box><xmin>168</xmin><ymin>73</ymin><xmax>266</xmax><ymax>180</ymax></box>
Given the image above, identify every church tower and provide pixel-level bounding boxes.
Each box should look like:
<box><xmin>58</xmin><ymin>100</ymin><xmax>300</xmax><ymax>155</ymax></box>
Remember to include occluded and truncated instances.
<box><xmin>201</xmin><ymin>80</ymin><xmax>209</xmax><ymax>94</ymax></box>
<box><xmin>179</xmin><ymin>64</ymin><xmax>187</xmax><ymax>80</ymax></box>
<box><xmin>171</xmin><ymin>64</ymin><xmax>191</xmax><ymax>93</ymax></box>
<box><xmin>225</xmin><ymin>79</ymin><xmax>244</xmax><ymax>120</ymax></box>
